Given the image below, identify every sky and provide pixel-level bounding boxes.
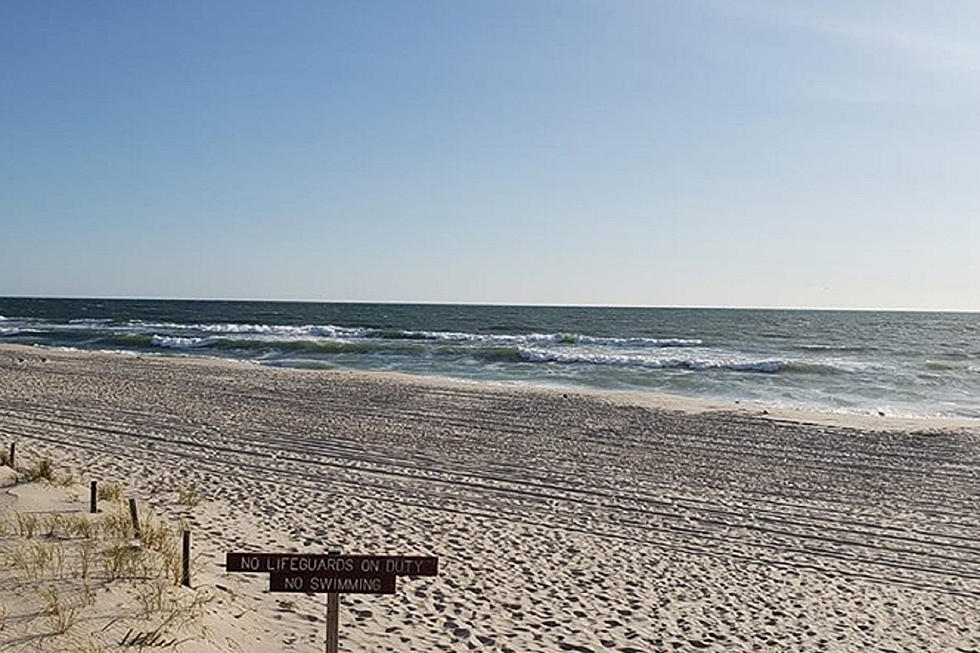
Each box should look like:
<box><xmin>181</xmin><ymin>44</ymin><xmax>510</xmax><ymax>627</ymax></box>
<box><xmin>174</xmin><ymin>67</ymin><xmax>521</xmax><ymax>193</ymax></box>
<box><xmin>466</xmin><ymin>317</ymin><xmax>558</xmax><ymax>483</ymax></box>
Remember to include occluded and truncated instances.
<box><xmin>1</xmin><ymin>1</ymin><xmax>978</xmax><ymax>310</ymax></box>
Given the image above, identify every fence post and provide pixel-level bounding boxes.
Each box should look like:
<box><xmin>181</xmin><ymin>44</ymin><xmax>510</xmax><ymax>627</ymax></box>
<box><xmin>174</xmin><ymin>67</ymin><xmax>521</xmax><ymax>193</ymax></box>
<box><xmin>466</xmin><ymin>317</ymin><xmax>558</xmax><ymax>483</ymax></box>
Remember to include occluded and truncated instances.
<box><xmin>90</xmin><ymin>481</ymin><xmax>97</xmax><ymax>513</ymax></box>
<box><xmin>128</xmin><ymin>498</ymin><xmax>141</xmax><ymax>538</ymax></box>
<box><xmin>182</xmin><ymin>530</ymin><xmax>191</xmax><ymax>587</ymax></box>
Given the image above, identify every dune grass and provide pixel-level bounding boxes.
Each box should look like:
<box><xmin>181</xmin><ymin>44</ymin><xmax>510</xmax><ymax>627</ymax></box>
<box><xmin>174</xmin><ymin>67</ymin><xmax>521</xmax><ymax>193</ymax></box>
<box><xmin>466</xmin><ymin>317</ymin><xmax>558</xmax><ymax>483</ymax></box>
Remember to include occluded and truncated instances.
<box><xmin>0</xmin><ymin>457</ymin><xmax>211</xmax><ymax>649</ymax></box>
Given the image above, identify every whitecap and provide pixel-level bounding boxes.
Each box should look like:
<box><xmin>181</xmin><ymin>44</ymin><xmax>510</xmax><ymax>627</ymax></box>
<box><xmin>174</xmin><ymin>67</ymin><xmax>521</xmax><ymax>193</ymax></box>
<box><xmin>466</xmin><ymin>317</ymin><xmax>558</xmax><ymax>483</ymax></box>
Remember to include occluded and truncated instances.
<box><xmin>516</xmin><ymin>347</ymin><xmax>788</xmax><ymax>373</ymax></box>
<box><xmin>150</xmin><ymin>335</ymin><xmax>216</xmax><ymax>349</ymax></box>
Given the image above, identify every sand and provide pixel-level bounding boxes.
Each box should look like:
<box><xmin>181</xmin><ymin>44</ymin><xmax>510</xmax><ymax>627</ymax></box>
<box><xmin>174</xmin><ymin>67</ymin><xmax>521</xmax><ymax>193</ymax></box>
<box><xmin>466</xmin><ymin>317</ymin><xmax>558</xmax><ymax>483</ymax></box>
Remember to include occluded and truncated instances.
<box><xmin>1</xmin><ymin>343</ymin><xmax>979</xmax><ymax>652</ymax></box>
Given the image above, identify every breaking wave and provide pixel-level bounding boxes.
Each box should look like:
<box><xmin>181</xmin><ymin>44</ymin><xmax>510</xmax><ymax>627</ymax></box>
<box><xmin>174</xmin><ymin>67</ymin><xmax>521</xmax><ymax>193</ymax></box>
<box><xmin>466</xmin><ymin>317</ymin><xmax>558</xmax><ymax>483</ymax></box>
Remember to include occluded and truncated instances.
<box><xmin>792</xmin><ymin>344</ymin><xmax>873</xmax><ymax>353</ymax></box>
<box><xmin>123</xmin><ymin>321</ymin><xmax>702</xmax><ymax>349</ymax></box>
<box><xmin>514</xmin><ymin>347</ymin><xmax>839</xmax><ymax>374</ymax></box>
<box><xmin>131</xmin><ymin>321</ymin><xmax>370</xmax><ymax>339</ymax></box>
<box><xmin>150</xmin><ymin>335</ymin><xmax>217</xmax><ymax>349</ymax></box>
<box><xmin>142</xmin><ymin>334</ymin><xmax>391</xmax><ymax>356</ymax></box>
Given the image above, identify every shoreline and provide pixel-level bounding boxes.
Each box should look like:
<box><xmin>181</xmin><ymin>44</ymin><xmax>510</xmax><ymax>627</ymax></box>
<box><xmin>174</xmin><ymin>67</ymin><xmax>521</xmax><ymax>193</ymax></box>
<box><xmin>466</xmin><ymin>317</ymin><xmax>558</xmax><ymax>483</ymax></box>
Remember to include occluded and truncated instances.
<box><xmin>6</xmin><ymin>342</ymin><xmax>979</xmax><ymax>435</ymax></box>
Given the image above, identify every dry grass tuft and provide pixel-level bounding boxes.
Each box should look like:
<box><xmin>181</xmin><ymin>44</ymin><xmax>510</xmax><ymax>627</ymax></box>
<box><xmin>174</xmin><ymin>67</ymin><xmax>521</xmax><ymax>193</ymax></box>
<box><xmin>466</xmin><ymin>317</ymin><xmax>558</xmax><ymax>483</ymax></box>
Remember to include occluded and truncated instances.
<box><xmin>176</xmin><ymin>487</ymin><xmax>201</xmax><ymax>506</ymax></box>
<box><xmin>16</xmin><ymin>512</ymin><xmax>39</xmax><ymax>538</ymax></box>
<box><xmin>97</xmin><ymin>481</ymin><xmax>124</xmax><ymax>503</ymax></box>
<box><xmin>100</xmin><ymin>507</ymin><xmax>133</xmax><ymax>541</ymax></box>
<box><xmin>102</xmin><ymin>543</ymin><xmax>144</xmax><ymax>580</ymax></box>
<box><xmin>65</xmin><ymin>513</ymin><xmax>96</xmax><ymax>539</ymax></box>
<box><xmin>24</xmin><ymin>457</ymin><xmax>55</xmax><ymax>482</ymax></box>
<box><xmin>38</xmin><ymin>585</ymin><xmax>78</xmax><ymax>635</ymax></box>
<box><xmin>44</xmin><ymin>513</ymin><xmax>67</xmax><ymax>538</ymax></box>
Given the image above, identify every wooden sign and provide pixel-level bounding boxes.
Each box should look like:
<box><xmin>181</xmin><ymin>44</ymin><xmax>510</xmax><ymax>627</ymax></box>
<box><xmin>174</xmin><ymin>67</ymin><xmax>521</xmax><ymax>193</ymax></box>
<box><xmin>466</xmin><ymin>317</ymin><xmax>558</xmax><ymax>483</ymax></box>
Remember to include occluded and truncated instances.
<box><xmin>269</xmin><ymin>572</ymin><xmax>396</xmax><ymax>594</ymax></box>
<box><xmin>226</xmin><ymin>552</ymin><xmax>438</xmax><ymax>577</ymax></box>
<box><xmin>225</xmin><ymin>549</ymin><xmax>438</xmax><ymax>653</ymax></box>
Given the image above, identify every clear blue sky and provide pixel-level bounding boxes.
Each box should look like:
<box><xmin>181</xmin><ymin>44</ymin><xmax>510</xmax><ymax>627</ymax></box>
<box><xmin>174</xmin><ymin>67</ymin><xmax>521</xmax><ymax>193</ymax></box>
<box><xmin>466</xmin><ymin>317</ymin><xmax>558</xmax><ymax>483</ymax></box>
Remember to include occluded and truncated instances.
<box><xmin>2</xmin><ymin>1</ymin><xmax>978</xmax><ymax>309</ymax></box>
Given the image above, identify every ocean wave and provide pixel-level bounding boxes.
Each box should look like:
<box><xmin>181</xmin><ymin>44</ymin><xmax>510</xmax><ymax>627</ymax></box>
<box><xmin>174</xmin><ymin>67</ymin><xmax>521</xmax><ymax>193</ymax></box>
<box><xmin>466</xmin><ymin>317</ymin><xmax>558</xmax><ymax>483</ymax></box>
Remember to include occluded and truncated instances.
<box><xmin>395</xmin><ymin>330</ymin><xmax>701</xmax><ymax>348</ymax></box>
<box><xmin>150</xmin><ymin>335</ymin><xmax>217</xmax><ymax>349</ymax></box>
<box><xmin>0</xmin><ymin>327</ymin><xmax>48</xmax><ymax>337</ymax></box>
<box><xmin>472</xmin><ymin>346</ymin><xmax>525</xmax><ymax>363</ymax></box>
<box><xmin>792</xmin><ymin>344</ymin><xmax>872</xmax><ymax>353</ymax></box>
<box><xmin>264</xmin><ymin>339</ymin><xmax>380</xmax><ymax>355</ymax></box>
<box><xmin>95</xmin><ymin>348</ymin><xmax>141</xmax><ymax>356</ymax></box>
<box><xmin>143</xmin><ymin>334</ymin><xmax>388</xmax><ymax>356</ymax></box>
<box><xmin>514</xmin><ymin>347</ymin><xmax>837</xmax><ymax>374</ymax></box>
<box><xmin>397</xmin><ymin>330</ymin><xmax>561</xmax><ymax>345</ymax></box>
<box><xmin>130</xmin><ymin>321</ymin><xmax>370</xmax><ymax>339</ymax></box>
<box><xmin>576</xmin><ymin>335</ymin><xmax>702</xmax><ymax>347</ymax></box>
<box><xmin>121</xmin><ymin>320</ymin><xmax>702</xmax><ymax>350</ymax></box>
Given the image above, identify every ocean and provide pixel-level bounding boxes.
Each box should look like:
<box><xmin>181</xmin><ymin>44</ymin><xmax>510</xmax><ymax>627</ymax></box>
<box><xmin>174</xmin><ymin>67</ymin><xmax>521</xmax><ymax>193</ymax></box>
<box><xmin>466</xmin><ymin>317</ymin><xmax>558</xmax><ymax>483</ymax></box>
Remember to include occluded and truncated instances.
<box><xmin>1</xmin><ymin>297</ymin><xmax>978</xmax><ymax>419</ymax></box>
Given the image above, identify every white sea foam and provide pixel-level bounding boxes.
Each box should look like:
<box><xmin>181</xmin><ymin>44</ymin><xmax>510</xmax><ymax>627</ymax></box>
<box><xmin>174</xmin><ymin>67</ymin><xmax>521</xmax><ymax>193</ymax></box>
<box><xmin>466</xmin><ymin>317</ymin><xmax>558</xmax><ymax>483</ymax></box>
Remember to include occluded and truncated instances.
<box><xmin>399</xmin><ymin>330</ymin><xmax>701</xmax><ymax>348</ymax></box>
<box><xmin>575</xmin><ymin>335</ymin><xmax>702</xmax><ymax>348</ymax></box>
<box><xmin>150</xmin><ymin>335</ymin><xmax>216</xmax><ymax>349</ymax></box>
<box><xmin>96</xmin><ymin>348</ymin><xmax>141</xmax><ymax>356</ymax></box>
<box><xmin>402</xmin><ymin>330</ymin><xmax>562</xmax><ymax>345</ymax></box>
<box><xmin>517</xmin><ymin>347</ymin><xmax>787</xmax><ymax>373</ymax></box>
<box><xmin>1</xmin><ymin>327</ymin><xmax>44</xmax><ymax>337</ymax></box>
<box><xmin>131</xmin><ymin>321</ymin><xmax>368</xmax><ymax>339</ymax></box>
<box><xmin>122</xmin><ymin>321</ymin><xmax>701</xmax><ymax>350</ymax></box>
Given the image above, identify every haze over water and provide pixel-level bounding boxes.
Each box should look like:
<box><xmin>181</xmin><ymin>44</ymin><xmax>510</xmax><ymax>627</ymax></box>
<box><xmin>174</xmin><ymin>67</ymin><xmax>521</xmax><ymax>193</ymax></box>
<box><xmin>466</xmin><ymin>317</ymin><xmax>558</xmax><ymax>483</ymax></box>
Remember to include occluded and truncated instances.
<box><xmin>2</xmin><ymin>298</ymin><xmax>978</xmax><ymax>419</ymax></box>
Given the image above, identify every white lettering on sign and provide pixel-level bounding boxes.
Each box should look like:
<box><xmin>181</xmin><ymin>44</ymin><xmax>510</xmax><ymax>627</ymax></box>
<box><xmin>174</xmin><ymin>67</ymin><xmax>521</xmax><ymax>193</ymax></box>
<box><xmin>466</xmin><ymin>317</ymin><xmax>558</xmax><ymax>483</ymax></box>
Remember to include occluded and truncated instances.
<box><xmin>361</xmin><ymin>559</ymin><xmax>381</xmax><ymax>573</ymax></box>
<box><xmin>264</xmin><ymin>557</ymin><xmax>355</xmax><ymax>573</ymax></box>
<box><xmin>307</xmin><ymin>577</ymin><xmax>385</xmax><ymax>592</ymax></box>
<box><xmin>226</xmin><ymin>552</ymin><xmax>437</xmax><ymax>577</ymax></box>
<box><xmin>385</xmin><ymin>559</ymin><xmax>425</xmax><ymax>575</ymax></box>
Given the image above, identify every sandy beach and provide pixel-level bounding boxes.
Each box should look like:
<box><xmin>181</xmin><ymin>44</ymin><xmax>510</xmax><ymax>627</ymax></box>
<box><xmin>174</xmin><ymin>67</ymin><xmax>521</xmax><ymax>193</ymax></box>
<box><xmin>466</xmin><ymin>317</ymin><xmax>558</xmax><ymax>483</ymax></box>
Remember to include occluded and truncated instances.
<box><xmin>1</xmin><ymin>343</ymin><xmax>978</xmax><ymax>652</ymax></box>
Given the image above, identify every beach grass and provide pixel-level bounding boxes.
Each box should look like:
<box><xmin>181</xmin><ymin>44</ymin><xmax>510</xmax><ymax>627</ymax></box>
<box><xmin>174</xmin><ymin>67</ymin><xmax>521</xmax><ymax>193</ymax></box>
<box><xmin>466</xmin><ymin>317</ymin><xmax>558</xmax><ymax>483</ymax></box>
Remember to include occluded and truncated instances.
<box><xmin>0</xmin><ymin>456</ymin><xmax>213</xmax><ymax>650</ymax></box>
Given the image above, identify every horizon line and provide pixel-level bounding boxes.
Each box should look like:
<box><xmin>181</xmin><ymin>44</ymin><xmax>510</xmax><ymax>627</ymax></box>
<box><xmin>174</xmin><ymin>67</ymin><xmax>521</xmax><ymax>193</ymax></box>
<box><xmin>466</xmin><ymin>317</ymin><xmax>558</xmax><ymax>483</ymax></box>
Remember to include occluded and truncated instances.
<box><xmin>1</xmin><ymin>294</ymin><xmax>977</xmax><ymax>314</ymax></box>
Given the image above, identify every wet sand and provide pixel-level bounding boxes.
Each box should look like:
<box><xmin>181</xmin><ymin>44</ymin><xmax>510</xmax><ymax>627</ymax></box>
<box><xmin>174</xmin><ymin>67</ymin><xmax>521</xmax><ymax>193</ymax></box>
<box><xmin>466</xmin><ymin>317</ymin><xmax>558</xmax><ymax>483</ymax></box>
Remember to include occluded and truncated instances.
<box><xmin>1</xmin><ymin>344</ymin><xmax>978</xmax><ymax>652</ymax></box>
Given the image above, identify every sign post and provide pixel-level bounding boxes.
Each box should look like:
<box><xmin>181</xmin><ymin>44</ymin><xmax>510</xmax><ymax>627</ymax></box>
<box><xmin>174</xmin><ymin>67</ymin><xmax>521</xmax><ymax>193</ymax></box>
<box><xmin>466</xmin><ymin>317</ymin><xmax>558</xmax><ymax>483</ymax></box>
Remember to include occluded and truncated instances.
<box><xmin>326</xmin><ymin>550</ymin><xmax>340</xmax><ymax>653</ymax></box>
<box><xmin>326</xmin><ymin>590</ymin><xmax>339</xmax><ymax>653</ymax></box>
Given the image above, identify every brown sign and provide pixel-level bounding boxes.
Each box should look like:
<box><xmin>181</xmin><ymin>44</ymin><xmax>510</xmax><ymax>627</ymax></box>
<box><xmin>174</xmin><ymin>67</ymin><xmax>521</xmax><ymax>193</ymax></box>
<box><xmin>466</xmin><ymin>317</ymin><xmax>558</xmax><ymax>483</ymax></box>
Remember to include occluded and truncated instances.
<box><xmin>269</xmin><ymin>572</ymin><xmax>396</xmax><ymax>594</ymax></box>
<box><xmin>226</xmin><ymin>553</ymin><xmax>438</xmax><ymax>577</ymax></box>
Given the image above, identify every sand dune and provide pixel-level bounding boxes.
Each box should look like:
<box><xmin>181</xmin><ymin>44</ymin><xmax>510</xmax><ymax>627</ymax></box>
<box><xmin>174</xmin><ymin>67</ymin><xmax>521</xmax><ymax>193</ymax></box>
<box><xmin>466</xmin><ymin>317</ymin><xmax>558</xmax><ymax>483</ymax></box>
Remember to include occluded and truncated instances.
<box><xmin>1</xmin><ymin>344</ymin><xmax>978</xmax><ymax>652</ymax></box>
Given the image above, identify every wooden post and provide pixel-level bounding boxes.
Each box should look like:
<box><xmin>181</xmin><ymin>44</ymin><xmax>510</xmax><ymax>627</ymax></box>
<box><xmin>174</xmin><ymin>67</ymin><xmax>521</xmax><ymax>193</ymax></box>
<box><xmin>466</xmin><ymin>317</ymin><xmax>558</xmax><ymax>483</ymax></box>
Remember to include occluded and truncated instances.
<box><xmin>90</xmin><ymin>481</ymin><xmax>97</xmax><ymax>513</ymax></box>
<box><xmin>8</xmin><ymin>442</ymin><xmax>14</xmax><ymax>467</ymax></box>
<box><xmin>182</xmin><ymin>530</ymin><xmax>191</xmax><ymax>587</ymax></box>
<box><xmin>326</xmin><ymin>593</ymin><xmax>339</xmax><ymax>653</ymax></box>
<box><xmin>128</xmin><ymin>498</ymin><xmax>141</xmax><ymax>538</ymax></box>
<box><xmin>325</xmin><ymin>550</ymin><xmax>341</xmax><ymax>653</ymax></box>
